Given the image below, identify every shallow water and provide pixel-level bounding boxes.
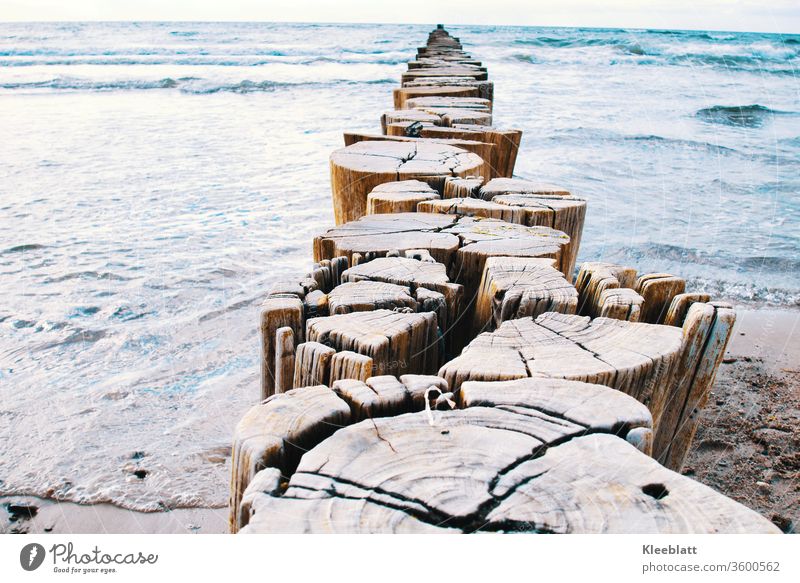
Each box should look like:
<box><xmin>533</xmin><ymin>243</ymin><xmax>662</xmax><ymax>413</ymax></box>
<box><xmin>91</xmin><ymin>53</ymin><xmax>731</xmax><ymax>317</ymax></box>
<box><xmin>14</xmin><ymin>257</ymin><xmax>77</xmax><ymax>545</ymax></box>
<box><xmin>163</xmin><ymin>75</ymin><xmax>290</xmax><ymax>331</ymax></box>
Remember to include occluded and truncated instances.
<box><xmin>0</xmin><ymin>22</ymin><xmax>798</xmax><ymax>511</ymax></box>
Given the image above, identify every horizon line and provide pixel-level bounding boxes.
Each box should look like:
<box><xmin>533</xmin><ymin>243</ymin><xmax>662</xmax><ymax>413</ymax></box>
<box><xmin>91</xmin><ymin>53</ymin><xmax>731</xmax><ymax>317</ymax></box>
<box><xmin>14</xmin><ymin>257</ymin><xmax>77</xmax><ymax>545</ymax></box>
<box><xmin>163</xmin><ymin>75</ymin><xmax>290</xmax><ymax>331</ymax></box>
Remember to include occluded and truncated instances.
<box><xmin>0</xmin><ymin>19</ymin><xmax>797</xmax><ymax>36</ymax></box>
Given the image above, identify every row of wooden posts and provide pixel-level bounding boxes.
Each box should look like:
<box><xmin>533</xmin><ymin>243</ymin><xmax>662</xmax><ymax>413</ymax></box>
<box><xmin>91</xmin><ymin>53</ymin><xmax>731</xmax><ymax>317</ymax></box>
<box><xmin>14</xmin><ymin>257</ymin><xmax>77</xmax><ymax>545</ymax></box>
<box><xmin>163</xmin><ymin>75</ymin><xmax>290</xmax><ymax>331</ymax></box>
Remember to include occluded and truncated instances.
<box><xmin>228</xmin><ymin>26</ymin><xmax>779</xmax><ymax>534</ymax></box>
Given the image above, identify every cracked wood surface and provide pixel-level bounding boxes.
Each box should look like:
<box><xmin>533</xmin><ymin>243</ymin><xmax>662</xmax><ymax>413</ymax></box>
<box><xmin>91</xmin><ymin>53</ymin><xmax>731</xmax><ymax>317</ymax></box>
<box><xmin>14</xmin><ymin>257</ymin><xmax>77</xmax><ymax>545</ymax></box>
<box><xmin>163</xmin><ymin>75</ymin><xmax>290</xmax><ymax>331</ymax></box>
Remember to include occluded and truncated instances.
<box><xmin>439</xmin><ymin>312</ymin><xmax>683</xmax><ymax>433</ymax></box>
<box><xmin>239</xmin><ymin>386</ymin><xmax>775</xmax><ymax>533</ymax></box>
<box><xmin>330</xmin><ymin>140</ymin><xmax>484</xmax><ymax>224</ymax></box>
<box><xmin>473</xmin><ymin>257</ymin><xmax>578</xmax><ymax>335</ymax></box>
<box><xmin>305</xmin><ymin>309</ymin><xmax>440</xmax><ymax>377</ymax></box>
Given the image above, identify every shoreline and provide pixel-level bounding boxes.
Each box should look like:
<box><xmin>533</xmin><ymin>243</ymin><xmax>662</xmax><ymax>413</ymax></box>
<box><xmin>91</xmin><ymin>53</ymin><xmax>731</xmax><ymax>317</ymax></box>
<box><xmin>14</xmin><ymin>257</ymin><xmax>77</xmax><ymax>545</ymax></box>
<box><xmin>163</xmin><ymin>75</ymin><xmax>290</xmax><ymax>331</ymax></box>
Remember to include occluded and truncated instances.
<box><xmin>3</xmin><ymin>305</ymin><xmax>797</xmax><ymax>534</ymax></box>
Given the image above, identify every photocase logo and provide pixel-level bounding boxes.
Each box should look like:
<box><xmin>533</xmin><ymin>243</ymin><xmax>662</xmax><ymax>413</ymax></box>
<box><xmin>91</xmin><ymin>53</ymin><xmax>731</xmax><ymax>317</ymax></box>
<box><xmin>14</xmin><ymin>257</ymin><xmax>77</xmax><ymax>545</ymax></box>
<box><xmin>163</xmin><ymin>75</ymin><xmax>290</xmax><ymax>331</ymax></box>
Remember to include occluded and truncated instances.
<box><xmin>19</xmin><ymin>543</ymin><xmax>46</xmax><ymax>571</ymax></box>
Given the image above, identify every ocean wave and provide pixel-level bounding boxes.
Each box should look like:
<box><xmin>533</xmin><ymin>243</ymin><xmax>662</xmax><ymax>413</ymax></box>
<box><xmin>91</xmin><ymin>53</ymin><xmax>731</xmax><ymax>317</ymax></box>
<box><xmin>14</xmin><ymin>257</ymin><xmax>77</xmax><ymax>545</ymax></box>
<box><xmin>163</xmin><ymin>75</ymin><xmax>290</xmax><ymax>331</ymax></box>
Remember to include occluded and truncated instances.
<box><xmin>603</xmin><ymin>243</ymin><xmax>800</xmax><ymax>306</ymax></box>
<box><xmin>695</xmin><ymin>104</ymin><xmax>790</xmax><ymax>128</ymax></box>
<box><xmin>511</xmin><ymin>53</ymin><xmax>538</xmax><ymax>64</ymax></box>
<box><xmin>0</xmin><ymin>54</ymin><xmax>407</xmax><ymax>67</ymax></box>
<box><xmin>544</xmin><ymin>127</ymin><xmax>742</xmax><ymax>154</ymax></box>
<box><xmin>2</xmin><ymin>243</ymin><xmax>47</xmax><ymax>254</ymax></box>
<box><xmin>0</xmin><ymin>76</ymin><xmax>395</xmax><ymax>94</ymax></box>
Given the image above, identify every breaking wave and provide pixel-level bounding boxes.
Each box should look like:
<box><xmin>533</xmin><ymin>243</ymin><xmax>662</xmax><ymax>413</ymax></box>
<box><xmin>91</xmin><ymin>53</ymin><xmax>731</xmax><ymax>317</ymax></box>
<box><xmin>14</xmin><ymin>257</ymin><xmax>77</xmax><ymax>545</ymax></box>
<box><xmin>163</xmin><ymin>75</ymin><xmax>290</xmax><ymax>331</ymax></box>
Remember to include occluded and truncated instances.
<box><xmin>695</xmin><ymin>104</ymin><xmax>791</xmax><ymax>127</ymax></box>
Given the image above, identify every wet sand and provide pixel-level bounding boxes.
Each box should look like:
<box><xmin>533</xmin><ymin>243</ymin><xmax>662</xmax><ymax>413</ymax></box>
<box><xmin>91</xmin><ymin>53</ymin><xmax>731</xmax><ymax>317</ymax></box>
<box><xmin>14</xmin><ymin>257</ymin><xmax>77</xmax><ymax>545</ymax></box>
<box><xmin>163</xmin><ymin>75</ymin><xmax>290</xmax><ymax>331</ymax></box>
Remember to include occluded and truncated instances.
<box><xmin>683</xmin><ymin>306</ymin><xmax>799</xmax><ymax>534</ymax></box>
<box><xmin>2</xmin><ymin>306</ymin><xmax>797</xmax><ymax>535</ymax></box>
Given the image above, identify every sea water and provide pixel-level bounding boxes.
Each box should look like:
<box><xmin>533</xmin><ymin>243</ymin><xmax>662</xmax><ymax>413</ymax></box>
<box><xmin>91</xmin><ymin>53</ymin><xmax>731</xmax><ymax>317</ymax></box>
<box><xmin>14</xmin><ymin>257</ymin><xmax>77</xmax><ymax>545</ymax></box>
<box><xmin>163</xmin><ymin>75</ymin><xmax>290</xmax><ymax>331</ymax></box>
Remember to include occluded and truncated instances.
<box><xmin>0</xmin><ymin>22</ymin><xmax>798</xmax><ymax>510</ymax></box>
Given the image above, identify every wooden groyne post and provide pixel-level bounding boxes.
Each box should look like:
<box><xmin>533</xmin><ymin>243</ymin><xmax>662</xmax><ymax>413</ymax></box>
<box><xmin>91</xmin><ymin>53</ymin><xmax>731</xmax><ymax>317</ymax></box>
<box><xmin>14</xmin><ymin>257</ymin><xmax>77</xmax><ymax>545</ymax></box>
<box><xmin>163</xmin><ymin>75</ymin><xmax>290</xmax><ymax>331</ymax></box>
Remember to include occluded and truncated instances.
<box><xmin>230</xmin><ymin>26</ymin><xmax>770</xmax><ymax>535</ymax></box>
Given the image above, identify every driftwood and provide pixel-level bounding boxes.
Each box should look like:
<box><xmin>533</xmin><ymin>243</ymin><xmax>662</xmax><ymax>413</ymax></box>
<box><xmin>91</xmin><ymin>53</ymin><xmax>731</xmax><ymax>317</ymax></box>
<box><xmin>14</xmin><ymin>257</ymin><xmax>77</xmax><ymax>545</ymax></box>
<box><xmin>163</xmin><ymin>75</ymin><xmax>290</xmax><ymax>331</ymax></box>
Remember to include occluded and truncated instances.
<box><xmin>473</xmin><ymin>257</ymin><xmax>578</xmax><ymax>335</ymax></box>
<box><xmin>329</xmin><ymin>141</ymin><xmax>484</xmax><ymax>224</ymax></box>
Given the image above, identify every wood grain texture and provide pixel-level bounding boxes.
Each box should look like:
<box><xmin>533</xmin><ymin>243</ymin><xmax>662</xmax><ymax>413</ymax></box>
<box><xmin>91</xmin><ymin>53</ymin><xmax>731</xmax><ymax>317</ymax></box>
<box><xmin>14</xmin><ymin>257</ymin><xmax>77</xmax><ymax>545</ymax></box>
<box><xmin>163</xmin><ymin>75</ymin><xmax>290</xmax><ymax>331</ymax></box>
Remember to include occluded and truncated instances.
<box><xmin>241</xmin><ymin>406</ymin><xmax>775</xmax><ymax>533</ymax></box>
<box><xmin>330</xmin><ymin>141</ymin><xmax>484</xmax><ymax>224</ymax></box>
<box><xmin>366</xmin><ymin>179</ymin><xmax>440</xmax><ymax>215</ymax></box>
<box><xmin>229</xmin><ymin>385</ymin><xmax>350</xmax><ymax>532</ymax></box>
<box><xmin>306</xmin><ymin>309</ymin><xmax>440</xmax><ymax>377</ymax></box>
<box><xmin>575</xmin><ymin>261</ymin><xmax>639</xmax><ymax>317</ymax></box>
<box><xmin>439</xmin><ymin>311</ymin><xmax>683</xmax><ymax>432</ymax></box>
<box><xmin>260</xmin><ymin>297</ymin><xmax>304</xmax><ymax>400</ymax></box>
<box><xmin>472</xmin><ymin>256</ymin><xmax>577</xmax><ymax>335</ymax></box>
<box><xmin>387</xmin><ymin>124</ymin><xmax>520</xmax><ymax>178</ymax></box>
<box><xmin>636</xmin><ymin>273</ymin><xmax>687</xmax><ymax>324</ymax></box>
<box><xmin>393</xmin><ymin>85</ymin><xmax>479</xmax><ymax>109</ymax></box>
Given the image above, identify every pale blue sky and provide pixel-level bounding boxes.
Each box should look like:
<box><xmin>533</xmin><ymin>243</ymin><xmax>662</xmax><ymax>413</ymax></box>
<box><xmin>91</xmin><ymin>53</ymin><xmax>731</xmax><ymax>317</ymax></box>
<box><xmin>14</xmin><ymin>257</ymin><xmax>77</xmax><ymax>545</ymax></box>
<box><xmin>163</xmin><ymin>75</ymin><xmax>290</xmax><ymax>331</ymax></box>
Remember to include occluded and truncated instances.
<box><xmin>1</xmin><ymin>0</ymin><xmax>798</xmax><ymax>33</ymax></box>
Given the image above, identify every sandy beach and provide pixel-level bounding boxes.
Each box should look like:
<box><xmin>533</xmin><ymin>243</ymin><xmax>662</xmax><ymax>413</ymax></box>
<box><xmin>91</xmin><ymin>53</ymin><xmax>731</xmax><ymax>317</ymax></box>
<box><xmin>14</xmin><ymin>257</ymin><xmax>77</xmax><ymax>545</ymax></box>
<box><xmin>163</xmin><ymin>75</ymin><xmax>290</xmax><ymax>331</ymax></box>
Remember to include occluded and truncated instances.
<box><xmin>3</xmin><ymin>305</ymin><xmax>796</xmax><ymax>535</ymax></box>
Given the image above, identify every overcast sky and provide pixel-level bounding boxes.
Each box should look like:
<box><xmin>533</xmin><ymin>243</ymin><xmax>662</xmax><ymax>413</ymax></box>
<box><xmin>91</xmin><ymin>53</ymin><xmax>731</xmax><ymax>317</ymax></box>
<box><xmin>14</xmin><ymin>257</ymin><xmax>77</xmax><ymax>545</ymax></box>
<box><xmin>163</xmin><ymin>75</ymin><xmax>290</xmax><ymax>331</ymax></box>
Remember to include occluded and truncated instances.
<box><xmin>1</xmin><ymin>0</ymin><xmax>798</xmax><ymax>33</ymax></box>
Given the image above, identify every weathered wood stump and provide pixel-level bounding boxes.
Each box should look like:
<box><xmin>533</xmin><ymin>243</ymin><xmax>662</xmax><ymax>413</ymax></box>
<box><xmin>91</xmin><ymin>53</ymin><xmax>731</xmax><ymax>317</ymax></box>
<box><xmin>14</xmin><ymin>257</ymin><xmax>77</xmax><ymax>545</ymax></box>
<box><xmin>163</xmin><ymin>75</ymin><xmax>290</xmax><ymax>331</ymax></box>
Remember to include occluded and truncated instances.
<box><xmin>259</xmin><ymin>297</ymin><xmax>304</xmax><ymax>400</ymax></box>
<box><xmin>478</xmin><ymin>177</ymin><xmax>572</xmax><ymax>199</ymax></box>
<box><xmin>636</xmin><ymin>273</ymin><xmax>687</xmax><ymax>324</ymax></box>
<box><xmin>386</xmin><ymin>124</ymin><xmax>520</xmax><ymax>178</ymax></box>
<box><xmin>229</xmin><ymin>384</ymin><xmax>351</xmax><ymax>532</ymax></box>
<box><xmin>575</xmin><ymin>261</ymin><xmax>640</xmax><ymax>318</ymax></box>
<box><xmin>405</xmin><ymin>95</ymin><xmax>492</xmax><ymax>112</ymax></box>
<box><xmin>329</xmin><ymin>141</ymin><xmax>484</xmax><ymax>224</ymax></box>
<box><xmin>340</xmin><ymin>255</ymin><xmax>463</xmax><ymax>333</ymax></box>
<box><xmin>366</xmin><ymin>180</ymin><xmax>440</xmax><ymax>215</ymax></box>
<box><xmin>443</xmin><ymin>176</ymin><xmax>484</xmax><ymax>198</ymax></box>
<box><xmin>439</xmin><ymin>312</ymin><xmax>683</xmax><ymax>432</ymax></box>
<box><xmin>239</xmin><ymin>379</ymin><xmax>776</xmax><ymax>533</ymax></box>
<box><xmin>383</xmin><ymin>107</ymin><xmax>493</xmax><ymax>131</ymax></box>
<box><xmin>393</xmin><ymin>85</ymin><xmax>480</xmax><ymax>109</ymax></box>
<box><xmin>326</xmin><ymin>280</ymin><xmax>418</xmax><ymax>314</ymax></box>
<box><xmin>418</xmin><ymin>196</ymin><xmax>528</xmax><ymax>224</ymax></box>
<box><xmin>663</xmin><ymin>292</ymin><xmax>712</xmax><ymax>327</ymax></box>
<box><xmin>416</xmin><ymin>193</ymin><xmax>585</xmax><ymax>280</ymax></box>
<box><xmin>403</xmin><ymin>77</ymin><xmax>494</xmax><ymax>102</ymax></box>
<box><xmin>305</xmin><ymin>309</ymin><xmax>440</xmax><ymax>377</ymax></box>
<box><xmin>314</xmin><ymin>213</ymin><xmax>571</xmax><ymax>333</ymax></box>
<box><xmin>476</xmin><ymin>178</ymin><xmax>587</xmax><ymax>278</ymax></box>
<box><xmin>654</xmin><ymin>300</ymin><xmax>736</xmax><ymax>470</ymax></box>
<box><xmin>402</xmin><ymin>67</ymin><xmax>489</xmax><ymax>83</ymax></box>
<box><xmin>381</xmin><ymin>108</ymin><xmax>441</xmax><ymax>130</ymax></box>
<box><xmin>446</xmin><ymin>215</ymin><xmax>572</xmax><ymax>293</ymax></box>
<box><xmin>343</xmin><ymin>133</ymin><xmax>494</xmax><ymax>179</ymax></box>
<box><xmin>473</xmin><ymin>257</ymin><xmax>578</xmax><ymax>335</ymax></box>
<box><xmin>598</xmin><ymin>287</ymin><xmax>644</xmax><ymax>321</ymax></box>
